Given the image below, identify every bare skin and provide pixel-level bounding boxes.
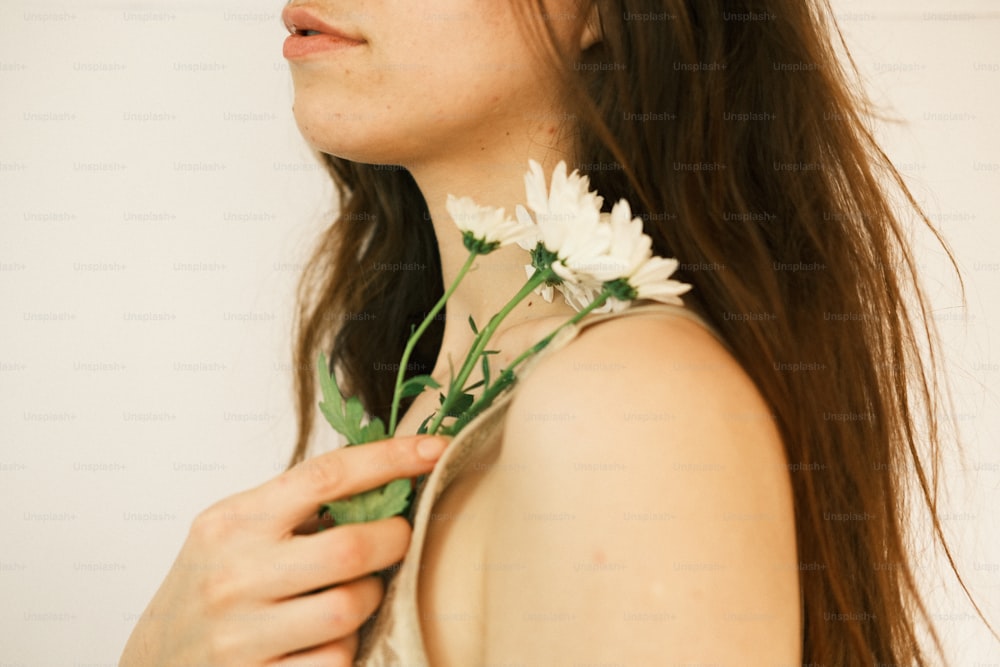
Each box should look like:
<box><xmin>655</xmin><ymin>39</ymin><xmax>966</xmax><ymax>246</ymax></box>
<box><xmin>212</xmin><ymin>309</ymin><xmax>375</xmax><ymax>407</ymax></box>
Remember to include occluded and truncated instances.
<box><xmin>119</xmin><ymin>435</ymin><xmax>448</xmax><ymax>666</ymax></box>
<box><xmin>415</xmin><ymin>313</ymin><xmax>803</xmax><ymax>666</ymax></box>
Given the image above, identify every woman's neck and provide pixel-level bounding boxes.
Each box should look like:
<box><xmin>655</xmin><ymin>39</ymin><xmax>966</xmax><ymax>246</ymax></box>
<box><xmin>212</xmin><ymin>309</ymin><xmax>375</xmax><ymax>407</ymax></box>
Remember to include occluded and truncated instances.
<box><xmin>406</xmin><ymin>146</ymin><xmax>579</xmax><ymax>378</ymax></box>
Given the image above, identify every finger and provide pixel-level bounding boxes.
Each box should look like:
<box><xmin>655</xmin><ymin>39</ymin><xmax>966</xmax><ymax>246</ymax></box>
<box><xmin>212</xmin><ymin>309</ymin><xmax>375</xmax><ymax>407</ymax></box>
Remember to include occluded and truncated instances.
<box><xmin>271</xmin><ymin>633</ymin><xmax>358</xmax><ymax>667</ymax></box>
<box><xmin>256</xmin><ymin>435</ymin><xmax>448</xmax><ymax>531</ymax></box>
<box><xmin>263</xmin><ymin>517</ymin><xmax>411</xmax><ymax>599</ymax></box>
<box><xmin>292</xmin><ymin>513</ymin><xmax>337</xmax><ymax>536</ymax></box>
<box><xmin>264</xmin><ymin>576</ymin><xmax>382</xmax><ymax>660</ymax></box>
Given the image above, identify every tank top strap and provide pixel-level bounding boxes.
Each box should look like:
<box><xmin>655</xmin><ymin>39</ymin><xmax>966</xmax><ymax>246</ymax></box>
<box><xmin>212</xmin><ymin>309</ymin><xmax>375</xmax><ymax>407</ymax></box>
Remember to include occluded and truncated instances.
<box><xmin>577</xmin><ymin>300</ymin><xmax>722</xmax><ymax>341</ymax></box>
<box><xmin>513</xmin><ymin>299</ymin><xmax>725</xmax><ymax>381</ymax></box>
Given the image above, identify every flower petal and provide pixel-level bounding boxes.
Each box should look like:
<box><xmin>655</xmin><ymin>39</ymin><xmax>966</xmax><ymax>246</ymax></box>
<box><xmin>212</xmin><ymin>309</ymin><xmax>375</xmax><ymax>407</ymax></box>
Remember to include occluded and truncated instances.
<box><xmin>524</xmin><ymin>160</ymin><xmax>550</xmax><ymax>215</ymax></box>
<box><xmin>447</xmin><ymin>194</ymin><xmax>536</xmax><ymax>250</ymax></box>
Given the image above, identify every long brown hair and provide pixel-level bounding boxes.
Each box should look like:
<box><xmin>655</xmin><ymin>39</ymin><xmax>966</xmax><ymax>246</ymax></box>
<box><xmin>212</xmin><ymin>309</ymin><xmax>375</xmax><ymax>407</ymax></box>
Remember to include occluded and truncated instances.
<box><xmin>288</xmin><ymin>0</ymin><xmax>995</xmax><ymax>663</ymax></box>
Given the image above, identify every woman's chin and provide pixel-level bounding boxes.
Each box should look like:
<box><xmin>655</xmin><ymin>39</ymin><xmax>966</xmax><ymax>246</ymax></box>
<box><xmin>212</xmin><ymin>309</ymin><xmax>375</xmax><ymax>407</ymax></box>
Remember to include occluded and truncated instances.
<box><xmin>292</xmin><ymin>121</ymin><xmax>408</xmax><ymax>167</ymax></box>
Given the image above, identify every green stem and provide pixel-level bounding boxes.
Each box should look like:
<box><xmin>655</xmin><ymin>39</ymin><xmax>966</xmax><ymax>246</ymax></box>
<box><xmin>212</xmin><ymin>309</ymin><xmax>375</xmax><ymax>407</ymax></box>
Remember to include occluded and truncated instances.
<box><xmin>439</xmin><ymin>288</ymin><xmax>614</xmax><ymax>437</ymax></box>
<box><xmin>500</xmin><ymin>288</ymin><xmax>612</xmax><ymax>374</ymax></box>
<box><xmin>388</xmin><ymin>251</ymin><xmax>479</xmax><ymax>435</ymax></box>
<box><xmin>442</xmin><ymin>368</ymin><xmax>516</xmax><ymax>435</ymax></box>
<box><xmin>426</xmin><ymin>267</ymin><xmax>553</xmax><ymax>434</ymax></box>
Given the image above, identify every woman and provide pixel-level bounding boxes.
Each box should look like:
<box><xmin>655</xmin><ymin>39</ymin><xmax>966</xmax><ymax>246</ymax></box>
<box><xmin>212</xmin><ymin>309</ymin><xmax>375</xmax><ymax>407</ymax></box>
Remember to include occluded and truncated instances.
<box><xmin>121</xmin><ymin>0</ymin><xmax>993</xmax><ymax>665</ymax></box>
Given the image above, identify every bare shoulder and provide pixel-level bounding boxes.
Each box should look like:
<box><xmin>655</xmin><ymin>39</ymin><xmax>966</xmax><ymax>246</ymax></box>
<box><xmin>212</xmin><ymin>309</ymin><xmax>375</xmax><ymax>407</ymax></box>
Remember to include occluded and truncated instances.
<box><xmin>481</xmin><ymin>311</ymin><xmax>802</xmax><ymax>665</ymax></box>
<box><xmin>508</xmin><ymin>309</ymin><xmax>772</xmax><ymax>442</ymax></box>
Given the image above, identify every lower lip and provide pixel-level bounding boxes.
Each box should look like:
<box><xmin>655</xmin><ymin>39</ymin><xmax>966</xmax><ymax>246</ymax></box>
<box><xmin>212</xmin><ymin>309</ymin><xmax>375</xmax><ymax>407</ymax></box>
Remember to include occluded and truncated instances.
<box><xmin>283</xmin><ymin>33</ymin><xmax>364</xmax><ymax>60</ymax></box>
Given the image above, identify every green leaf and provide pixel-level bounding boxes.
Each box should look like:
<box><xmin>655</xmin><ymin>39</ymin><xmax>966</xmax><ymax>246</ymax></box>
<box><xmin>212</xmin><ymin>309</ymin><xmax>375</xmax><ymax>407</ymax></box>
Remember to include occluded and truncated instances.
<box><xmin>446</xmin><ymin>369</ymin><xmax>518</xmax><ymax>436</ymax></box>
<box><xmin>320</xmin><ymin>478</ymin><xmax>412</xmax><ymax>525</ymax></box>
<box><xmin>417</xmin><ymin>412</ymin><xmax>435</xmax><ymax>435</ymax></box>
<box><xmin>463</xmin><ymin>379</ymin><xmax>485</xmax><ymax>393</ymax></box>
<box><xmin>345</xmin><ymin>397</ymin><xmax>364</xmax><ymax>432</ymax></box>
<box><xmin>317</xmin><ymin>353</ymin><xmax>361</xmax><ymax>444</ymax></box>
<box><xmin>468</xmin><ymin>314</ymin><xmax>479</xmax><ymax>335</ymax></box>
<box><xmin>481</xmin><ymin>354</ymin><xmax>491</xmax><ymax>390</ymax></box>
<box><xmin>316</xmin><ymin>353</ymin><xmax>341</xmax><ymax>410</ymax></box>
<box><xmin>316</xmin><ymin>352</ymin><xmax>376</xmax><ymax>445</ymax></box>
<box><xmin>446</xmin><ymin>357</ymin><xmax>457</xmax><ymax>395</ymax></box>
<box><xmin>446</xmin><ymin>392</ymin><xmax>475</xmax><ymax>418</ymax></box>
<box><xmin>399</xmin><ymin>374</ymin><xmax>441</xmax><ymax>399</ymax></box>
<box><xmin>359</xmin><ymin>416</ymin><xmax>387</xmax><ymax>443</ymax></box>
<box><xmin>318</xmin><ymin>401</ymin><xmax>351</xmax><ymax>441</ymax></box>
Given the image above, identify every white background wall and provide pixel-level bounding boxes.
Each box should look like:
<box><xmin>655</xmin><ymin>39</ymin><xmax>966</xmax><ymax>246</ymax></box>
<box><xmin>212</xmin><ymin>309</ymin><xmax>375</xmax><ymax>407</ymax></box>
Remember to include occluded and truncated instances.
<box><xmin>1</xmin><ymin>0</ymin><xmax>997</xmax><ymax>663</ymax></box>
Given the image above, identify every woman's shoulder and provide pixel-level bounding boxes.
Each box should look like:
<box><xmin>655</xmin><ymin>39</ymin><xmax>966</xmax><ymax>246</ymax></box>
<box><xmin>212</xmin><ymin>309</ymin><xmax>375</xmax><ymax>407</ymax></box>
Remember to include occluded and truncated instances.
<box><xmin>497</xmin><ymin>299</ymin><xmax>788</xmax><ymax>499</ymax></box>
<box><xmin>501</xmin><ymin>301</ymin><xmax>785</xmax><ymax>468</ymax></box>
<box><xmin>480</xmin><ymin>305</ymin><xmax>802</xmax><ymax>663</ymax></box>
<box><xmin>511</xmin><ymin>302</ymin><xmax>750</xmax><ymax>421</ymax></box>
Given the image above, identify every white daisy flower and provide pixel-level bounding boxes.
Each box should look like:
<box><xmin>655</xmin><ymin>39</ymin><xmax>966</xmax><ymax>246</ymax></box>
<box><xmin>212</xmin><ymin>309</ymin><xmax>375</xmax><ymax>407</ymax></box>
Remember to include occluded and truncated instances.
<box><xmin>598</xmin><ymin>256</ymin><xmax>691</xmax><ymax>313</ymax></box>
<box><xmin>446</xmin><ymin>194</ymin><xmax>535</xmax><ymax>254</ymax></box>
<box><xmin>521</xmin><ymin>262</ymin><xmax>600</xmax><ymax>311</ymax></box>
<box><xmin>586</xmin><ymin>200</ymin><xmax>692</xmax><ymax>312</ymax></box>
<box><xmin>516</xmin><ymin>160</ymin><xmax>691</xmax><ymax>313</ymax></box>
<box><xmin>630</xmin><ymin>256</ymin><xmax>692</xmax><ymax>302</ymax></box>
<box><xmin>522</xmin><ymin>160</ymin><xmax>604</xmax><ymax>231</ymax></box>
<box><xmin>518</xmin><ymin>161</ymin><xmax>606</xmax><ymax>268</ymax></box>
<box><xmin>581</xmin><ymin>199</ymin><xmax>652</xmax><ymax>282</ymax></box>
<box><xmin>516</xmin><ymin>160</ymin><xmax>612</xmax><ymax>305</ymax></box>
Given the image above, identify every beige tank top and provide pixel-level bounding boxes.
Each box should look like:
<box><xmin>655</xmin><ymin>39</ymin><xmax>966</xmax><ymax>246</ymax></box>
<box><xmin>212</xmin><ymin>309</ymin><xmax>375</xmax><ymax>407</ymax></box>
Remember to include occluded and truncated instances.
<box><xmin>354</xmin><ymin>302</ymin><xmax>725</xmax><ymax>666</ymax></box>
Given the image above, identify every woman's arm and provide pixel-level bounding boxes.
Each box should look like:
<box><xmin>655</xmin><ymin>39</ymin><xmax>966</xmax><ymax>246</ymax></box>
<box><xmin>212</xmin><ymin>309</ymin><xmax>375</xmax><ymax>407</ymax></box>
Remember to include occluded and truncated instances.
<box><xmin>119</xmin><ymin>434</ymin><xmax>448</xmax><ymax>667</ymax></box>
<box><xmin>483</xmin><ymin>314</ymin><xmax>801</xmax><ymax>665</ymax></box>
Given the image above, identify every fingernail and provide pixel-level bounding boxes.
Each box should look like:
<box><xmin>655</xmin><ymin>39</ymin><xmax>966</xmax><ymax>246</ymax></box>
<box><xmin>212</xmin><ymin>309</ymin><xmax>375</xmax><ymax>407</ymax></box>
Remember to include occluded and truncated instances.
<box><xmin>416</xmin><ymin>437</ymin><xmax>447</xmax><ymax>460</ymax></box>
